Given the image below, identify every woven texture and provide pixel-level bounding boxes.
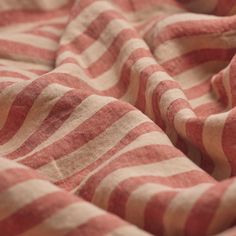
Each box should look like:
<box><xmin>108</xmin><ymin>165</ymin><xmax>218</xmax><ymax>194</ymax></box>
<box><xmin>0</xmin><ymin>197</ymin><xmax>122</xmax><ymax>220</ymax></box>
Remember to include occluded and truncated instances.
<box><xmin>0</xmin><ymin>0</ymin><xmax>236</xmax><ymax>235</ymax></box>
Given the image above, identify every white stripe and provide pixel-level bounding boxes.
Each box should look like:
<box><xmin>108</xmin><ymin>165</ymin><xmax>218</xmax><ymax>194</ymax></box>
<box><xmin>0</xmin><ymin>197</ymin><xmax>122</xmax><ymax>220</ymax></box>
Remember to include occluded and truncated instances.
<box><xmin>207</xmin><ymin>182</ymin><xmax>236</xmax><ymax>235</ymax></box>
<box><xmin>164</xmin><ymin>183</ymin><xmax>212</xmax><ymax>236</ymax></box>
<box><xmin>76</xmin><ymin>130</ymin><xmax>172</xmax><ymax>192</ymax></box>
<box><xmin>0</xmin><ymin>157</ymin><xmax>27</xmax><ymax>172</ymax></box>
<box><xmin>75</xmin><ymin>18</ymin><xmax>134</xmax><ymax>66</ymax></box>
<box><xmin>20</xmin><ymin>202</ymin><xmax>104</xmax><ymax>236</ymax></box>
<box><xmin>144</xmin><ymin>71</ymin><xmax>173</xmax><ymax>120</ymax></box>
<box><xmin>92</xmin><ymin>157</ymin><xmax>201</xmax><ymax>209</ymax></box>
<box><xmin>120</xmin><ymin>57</ymin><xmax>158</xmax><ymax>104</ymax></box>
<box><xmin>16</xmin><ymin>95</ymin><xmax>115</xmax><ymax>161</ymax></box>
<box><xmin>155</xmin><ymin>35</ymin><xmax>236</xmax><ymax>63</ymax></box>
<box><xmin>159</xmin><ymin>88</ymin><xmax>187</xmax><ymax>120</ymax></box>
<box><xmin>0</xmin><ymin>80</ymin><xmax>34</xmax><ymax>130</ymax></box>
<box><xmin>0</xmin><ymin>33</ymin><xmax>58</xmax><ymax>51</ymax></box>
<box><xmin>61</xmin><ymin>1</ymin><xmax>115</xmax><ymax>45</ymax></box>
<box><xmin>39</xmin><ymin>110</ymin><xmax>151</xmax><ymax>182</ymax></box>
<box><xmin>0</xmin><ymin>84</ymin><xmax>71</xmax><ymax>155</ymax></box>
<box><xmin>203</xmin><ymin>112</ymin><xmax>231</xmax><ymax>179</ymax></box>
<box><xmin>126</xmin><ymin>183</ymin><xmax>174</xmax><ymax>227</ymax></box>
<box><xmin>0</xmin><ymin>179</ymin><xmax>59</xmax><ymax>221</ymax></box>
<box><xmin>152</xmin><ymin>13</ymin><xmax>218</xmax><ymax>41</ymax></box>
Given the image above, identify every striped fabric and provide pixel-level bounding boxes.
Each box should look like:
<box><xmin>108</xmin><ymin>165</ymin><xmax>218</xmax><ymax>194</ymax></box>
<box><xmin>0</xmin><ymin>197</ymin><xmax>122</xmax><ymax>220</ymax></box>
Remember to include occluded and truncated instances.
<box><xmin>0</xmin><ymin>0</ymin><xmax>236</xmax><ymax>235</ymax></box>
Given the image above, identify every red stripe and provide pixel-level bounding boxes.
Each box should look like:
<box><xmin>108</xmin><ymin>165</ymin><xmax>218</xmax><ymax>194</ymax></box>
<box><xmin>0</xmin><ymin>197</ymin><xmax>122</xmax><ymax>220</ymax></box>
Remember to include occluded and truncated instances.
<box><xmin>184</xmin><ymin>179</ymin><xmax>233</xmax><ymax>236</ymax></box>
<box><xmin>59</xmin><ymin>10</ymin><xmax>124</xmax><ymax>55</ymax></box>
<box><xmin>184</xmin><ymin>79</ymin><xmax>211</xmax><ymax>99</ymax></box>
<box><xmin>0</xmin><ymin>73</ymin><xmax>97</xmax><ymax>145</ymax></box>
<box><xmin>79</xmin><ymin>144</ymin><xmax>185</xmax><ymax>202</ymax></box>
<box><xmin>153</xmin><ymin>16</ymin><xmax>236</xmax><ymax>48</ymax></box>
<box><xmin>161</xmin><ymin>48</ymin><xmax>236</xmax><ymax>77</ymax></box>
<box><xmin>214</xmin><ymin>0</ymin><xmax>236</xmax><ymax>15</ymax></box>
<box><xmin>152</xmin><ymin>79</ymin><xmax>181</xmax><ymax>129</ymax></box>
<box><xmin>0</xmin><ymin>81</ymin><xmax>15</xmax><ymax>90</ymax></box>
<box><xmin>86</xmin><ymin>29</ymin><xmax>141</xmax><ymax>78</ymax></box>
<box><xmin>27</xmin><ymin>30</ymin><xmax>60</xmax><ymax>41</ymax></box>
<box><xmin>0</xmin><ymin>39</ymin><xmax>55</xmax><ymax>62</ymax></box>
<box><xmin>222</xmin><ymin>108</ymin><xmax>236</xmax><ymax>175</ymax></box>
<box><xmin>194</xmin><ymin>102</ymin><xmax>225</xmax><ymax>117</ymax></box>
<box><xmin>134</xmin><ymin>64</ymin><xmax>162</xmax><ymax>112</ymax></box>
<box><xmin>144</xmin><ymin>191</ymin><xmax>177</xmax><ymax>235</ymax></box>
<box><xmin>0</xmin><ymin>4</ymin><xmax>70</xmax><ymax>27</ymax></box>
<box><xmin>7</xmin><ymin>90</ymin><xmax>88</xmax><ymax>159</ymax></box>
<box><xmin>0</xmin><ymin>167</ymin><xmax>44</xmax><ymax>193</ymax></box>
<box><xmin>0</xmin><ymin>70</ymin><xmax>30</xmax><ymax>80</ymax></box>
<box><xmin>0</xmin><ymin>191</ymin><xmax>79</xmax><ymax>236</ymax></box>
<box><xmin>65</xmin><ymin>214</ymin><xmax>126</xmax><ymax>236</ymax></box>
<box><xmin>186</xmin><ymin>117</ymin><xmax>215</xmax><ymax>174</ymax></box>
<box><xmin>56</xmin><ymin>122</ymin><xmax>159</xmax><ymax>191</ymax></box>
<box><xmin>107</xmin><ymin>170</ymin><xmax>214</xmax><ymax>218</ymax></box>
<box><xmin>20</xmin><ymin>101</ymin><xmax>134</xmax><ymax>169</ymax></box>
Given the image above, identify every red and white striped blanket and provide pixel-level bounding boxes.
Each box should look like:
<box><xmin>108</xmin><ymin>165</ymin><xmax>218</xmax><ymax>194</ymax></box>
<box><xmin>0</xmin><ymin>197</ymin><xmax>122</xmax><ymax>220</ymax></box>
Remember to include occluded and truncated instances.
<box><xmin>1</xmin><ymin>0</ymin><xmax>236</xmax><ymax>235</ymax></box>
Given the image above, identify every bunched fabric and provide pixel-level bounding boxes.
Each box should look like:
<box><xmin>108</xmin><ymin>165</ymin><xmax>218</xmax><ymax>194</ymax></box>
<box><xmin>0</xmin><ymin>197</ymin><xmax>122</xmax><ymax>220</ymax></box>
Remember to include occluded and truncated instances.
<box><xmin>0</xmin><ymin>0</ymin><xmax>236</xmax><ymax>235</ymax></box>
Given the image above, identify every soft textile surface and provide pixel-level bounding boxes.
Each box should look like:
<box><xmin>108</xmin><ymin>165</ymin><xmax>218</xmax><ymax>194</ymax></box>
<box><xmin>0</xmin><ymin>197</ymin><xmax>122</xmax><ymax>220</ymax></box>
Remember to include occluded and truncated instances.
<box><xmin>0</xmin><ymin>0</ymin><xmax>236</xmax><ymax>235</ymax></box>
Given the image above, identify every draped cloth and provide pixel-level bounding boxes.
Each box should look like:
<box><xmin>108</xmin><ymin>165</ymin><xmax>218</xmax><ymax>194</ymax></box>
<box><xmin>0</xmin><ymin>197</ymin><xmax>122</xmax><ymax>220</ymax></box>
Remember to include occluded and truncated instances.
<box><xmin>0</xmin><ymin>0</ymin><xmax>236</xmax><ymax>235</ymax></box>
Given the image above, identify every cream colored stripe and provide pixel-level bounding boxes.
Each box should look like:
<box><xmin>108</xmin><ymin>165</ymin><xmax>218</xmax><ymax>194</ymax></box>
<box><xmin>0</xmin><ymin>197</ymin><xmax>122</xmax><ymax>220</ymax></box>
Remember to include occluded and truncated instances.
<box><xmin>153</xmin><ymin>13</ymin><xmax>218</xmax><ymax>37</ymax></box>
<box><xmin>57</xmin><ymin>38</ymin><xmax>150</xmax><ymax>90</ymax></box>
<box><xmin>75</xmin><ymin>131</ymin><xmax>172</xmax><ymax>193</ymax></box>
<box><xmin>0</xmin><ymin>33</ymin><xmax>58</xmax><ymax>51</ymax></box>
<box><xmin>57</xmin><ymin>39</ymin><xmax>151</xmax><ymax>91</ymax></box>
<box><xmin>61</xmin><ymin>1</ymin><xmax>115</xmax><ymax>45</ymax></box>
<box><xmin>0</xmin><ymin>80</ymin><xmax>34</xmax><ymax>130</ymax></box>
<box><xmin>126</xmin><ymin>183</ymin><xmax>173</xmax><ymax>227</ymax></box>
<box><xmin>0</xmin><ymin>157</ymin><xmax>27</xmax><ymax>172</ymax></box>
<box><xmin>207</xmin><ymin>181</ymin><xmax>236</xmax><ymax>235</ymax></box>
<box><xmin>0</xmin><ymin>0</ymin><xmax>69</xmax><ymax>11</ymax></box>
<box><xmin>39</xmin><ymin>26</ymin><xmax>63</xmax><ymax>36</ymax></box>
<box><xmin>164</xmin><ymin>183</ymin><xmax>212</xmax><ymax>236</ymax></box>
<box><xmin>120</xmin><ymin>57</ymin><xmax>158</xmax><ymax>104</ymax></box>
<box><xmin>155</xmin><ymin>33</ymin><xmax>236</xmax><ymax>63</ymax></box>
<box><xmin>189</xmin><ymin>93</ymin><xmax>216</xmax><ymax>108</ymax></box>
<box><xmin>55</xmin><ymin>62</ymin><xmax>106</xmax><ymax>90</ymax></box>
<box><xmin>92</xmin><ymin>157</ymin><xmax>201</xmax><ymax>209</ymax></box>
<box><xmin>58</xmin><ymin>36</ymin><xmax>148</xmax><ymax>72</ymax></box>
<box><xmin>159</xmin><ymin>88</ymin><xmax>187</xmax><ymax>120</ymax></box>
<box><xmin>0</xmin><ymin>179</ymin><xmax>59</xmax><ymax>221</ymax></box>
<box><xmin>173</xmin><ymin>61</ymin><xmax>228</xmax><ymax>89</ymax></box>
<box><xmin>16</xmin><ymin>95</ymin><xmax>115</xmax><ymax>161</ymax></box>
<box><xmin>0</xmin><ymin>77</ymin><xmax>26</xmax><ymax>83</ymax></box>
<box><xmin>0</xmin><ymin>60</ymin><xmax>51</xmax><ymax>72</ymax></box>
<box><xmin>144</xmin><ymin>71</ymin><xmax>173</xmax><ymax>120</ymax></box>
<box><xmin>0</xmin><ymin>16</ymin><xmax>67</xmax><ymax>34</ymax></box>
<box><xmin>1</xmin><ymin>84</ymin><xmax>71</xmax><ymax>154</ymax></box>
<box><xmin>75</xmin><ymin>18</ymin><xmax>133</xmax><ymax>66</ymax></box>
<box><xmin>39</xmin><ymin>110</ymin><xmax>151</xmax><ymax>181</ymax></box>
<box><xmin>20</xmin><ymin>202</ymin><xmax>104</xmax><ymax>236</ymax></box>
<box><xmin>0</xmin><ymin>67</ymin><xmax>37</xmax><ymax>79</ymax></box>
<box><xmin>86</xmin><ymin>38</ymin><xmax>149</xmax><ymax>83</ymax></box>
<box><xmin>203</xmin><ymin>112</ymin><xmax>231</xmax><ymax>179</ymax></box>
<box><xmin>123</xmin><ymin>3</ymin><xmax>184</xmax><ymax>23</ymax></box>
<box><xmin>174</xmin><ymin>108</ymin><xmax>196</xmax><ymax>138</ymax></box>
